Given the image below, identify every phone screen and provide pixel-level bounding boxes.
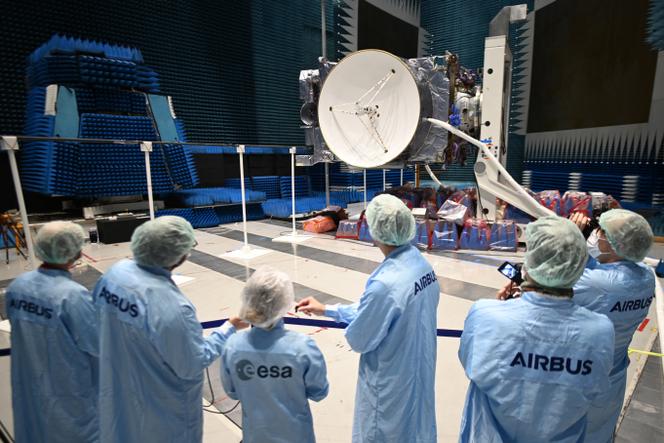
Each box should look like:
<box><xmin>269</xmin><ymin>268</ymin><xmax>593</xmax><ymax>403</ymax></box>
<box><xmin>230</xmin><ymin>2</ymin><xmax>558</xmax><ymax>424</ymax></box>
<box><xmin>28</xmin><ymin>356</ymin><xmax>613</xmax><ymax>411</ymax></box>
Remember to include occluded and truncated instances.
<box><xmin>498</xmin><ymin>261</ymin><xmax>523</xmax><ymax>284</ymax></box>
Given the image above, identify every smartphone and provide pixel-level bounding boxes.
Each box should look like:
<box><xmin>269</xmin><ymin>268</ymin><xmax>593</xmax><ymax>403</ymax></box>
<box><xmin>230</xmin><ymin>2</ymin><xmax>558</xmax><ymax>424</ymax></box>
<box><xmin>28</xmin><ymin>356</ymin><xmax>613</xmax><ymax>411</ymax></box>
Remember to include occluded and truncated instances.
<box><xmin>498</xmin><ymin>261</ymin><xmax>523</xmax><ymax>285</ymax></box>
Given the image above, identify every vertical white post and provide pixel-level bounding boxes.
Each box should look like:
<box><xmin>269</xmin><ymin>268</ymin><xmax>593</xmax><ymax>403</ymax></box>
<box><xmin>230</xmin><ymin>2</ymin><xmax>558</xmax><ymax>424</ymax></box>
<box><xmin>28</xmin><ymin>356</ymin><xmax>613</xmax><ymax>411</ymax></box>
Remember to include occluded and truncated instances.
<box><xmin>324</xmin><ymin>162</ymin><xmax>330</xmax><ymax>207</ymax></box>
<box><xmin>140</xmin><ymin>142</ymin><xmax>155</xmax><ymax>220</ymax></box>
<box><xmin>400</xmin><ymin>169</ymin><xmax>404</xmax><ymax>186</ymax></box>
<box><xmin>2</xmin><ymin>137</ymin><xmax>36</xmax><ymax>268</ymax></box>
<box><xmin>383</xmin><ymin>168</ymin><xmax>386</xmax><ymax>191</ymax></box>
<box><xmin>320</xmin><ymin>0</ymin><xmax>327</xmax><ymax>58</ymax></box>
<box><xmin>290</xmin><ymin>147</ymin><xmax>298</xmax><ymax>235</ymax></box>
<box><xmin>363</xmin><ymin>169</ymin><xmax>367</xmax><ymax>209</ymax></box>
<box><xmin>238</xmin><ymin>145</ymin><xmax>250</xmax><ymax>251</ymax></box>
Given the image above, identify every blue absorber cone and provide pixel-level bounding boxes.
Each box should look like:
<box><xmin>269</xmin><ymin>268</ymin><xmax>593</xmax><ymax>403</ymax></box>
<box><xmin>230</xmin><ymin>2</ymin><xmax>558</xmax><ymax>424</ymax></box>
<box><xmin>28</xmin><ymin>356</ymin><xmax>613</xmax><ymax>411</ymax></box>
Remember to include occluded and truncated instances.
<box><xmin>431</xmin><ymin>221</ymin><xmax>458</xmax><ymax>250</ymax></box>
<box><xmin>656</xmin><ymin>259</ymin><xmax>664</xmax><ymax>278</ymax></box>
<box><xmin>358</xmin><ymin>219</ymin><xmax>373</xmax><ymax>243</ymax></box>
<box><xmin>412</xmin><ymin>220</ymin><xmax>430</xmax><ymax>249</ymax></box>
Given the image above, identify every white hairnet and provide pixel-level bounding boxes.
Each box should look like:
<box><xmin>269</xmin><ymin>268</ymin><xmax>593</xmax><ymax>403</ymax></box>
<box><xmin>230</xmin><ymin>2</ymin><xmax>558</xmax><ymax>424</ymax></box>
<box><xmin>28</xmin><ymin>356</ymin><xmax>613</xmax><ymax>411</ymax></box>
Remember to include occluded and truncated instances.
<box><xmin>599</xmin><ymin>209</ymin><xmax>653</xmax><ymax>262</ymax></box>
<box><xmin>240</xmin><ymin>266</ymin><xmax>294</xmax><ymax>329</ymax></box>
<box><xmin>131</xmin><ymin>216</ymin><xmax>196</xmax><ymax>268</ymax></box>
<box><xmin>524</xmin><ymin>216</ymin><xmax>588</xmax><ymax>289</ymax></box>
<box><xmin>366</xmin><ymin>194</ymin><xmax>416</xmax><ymax>246</ymax></box>
<box><xmin>34</xmin><ymin>221</ymin><xmax>86</xmax><ymax>265</ymax></box>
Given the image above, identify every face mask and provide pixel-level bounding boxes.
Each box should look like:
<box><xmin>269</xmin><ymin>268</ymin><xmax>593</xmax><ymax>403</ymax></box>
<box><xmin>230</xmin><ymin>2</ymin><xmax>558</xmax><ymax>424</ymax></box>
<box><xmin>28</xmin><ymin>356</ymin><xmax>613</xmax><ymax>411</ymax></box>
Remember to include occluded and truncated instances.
<box><xmin>586</xmin><ymin>230</ymin><xmax>607</xmax><ymax>259</ymax></box>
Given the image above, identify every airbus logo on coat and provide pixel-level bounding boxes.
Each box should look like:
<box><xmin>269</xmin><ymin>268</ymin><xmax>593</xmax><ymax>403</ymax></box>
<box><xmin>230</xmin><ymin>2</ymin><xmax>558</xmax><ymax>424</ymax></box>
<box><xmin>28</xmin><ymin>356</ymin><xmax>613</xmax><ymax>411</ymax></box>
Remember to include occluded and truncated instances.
<box><xmin>414</xmin><ymin>271</ymin><xmax>437</xmax><ymax>295</ymax></box>
<box><xmin>9</xmin><ymin>298</ymin><xmax>53</xmax><ymax>319</ymax></box>
<box><xmin>98</xmin><ymin>287</ymin><xmax>139</xmax><ymax>317</ymax></box>
<box><xmin>609</xmin><ymin>296</ymin><xmax>653</xmax><ymax>312</ymax></box>
<box><xmin>236</xmin><ymin>359</ymin><xmax>293</xmax><ymax>381</ymax></box>
<box><xmin>510</xmin><ymin>352</ymin><xmax>593</xmax><ymax>375</ymax></box>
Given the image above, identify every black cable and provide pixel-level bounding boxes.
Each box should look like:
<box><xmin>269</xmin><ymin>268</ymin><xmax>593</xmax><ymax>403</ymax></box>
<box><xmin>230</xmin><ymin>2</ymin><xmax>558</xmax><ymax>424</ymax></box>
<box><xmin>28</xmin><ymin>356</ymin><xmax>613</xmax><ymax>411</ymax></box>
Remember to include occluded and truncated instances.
<box><xmin>0</xmin><ymin>417</ymin><xmax>14</xmax><ymax>443</ymax></box>
<box><xmin>202</xmin><ymin>366</ymin><xmax>241</xmax><ymax>415</ymax></box>
<box><xmin>204</xmin><ymin>400</ymin><xmax>241</xmax><ymax>415</ymax></box>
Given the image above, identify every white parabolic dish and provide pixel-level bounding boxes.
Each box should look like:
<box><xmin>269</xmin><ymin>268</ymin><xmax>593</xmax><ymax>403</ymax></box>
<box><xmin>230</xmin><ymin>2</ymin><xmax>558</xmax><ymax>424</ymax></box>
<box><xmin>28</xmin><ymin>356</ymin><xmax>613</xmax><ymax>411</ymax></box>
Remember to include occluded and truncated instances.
<box><xmin>317</xmin><ymin>50</ymin><xmax>422</xmax><ymax>168</ymax></box>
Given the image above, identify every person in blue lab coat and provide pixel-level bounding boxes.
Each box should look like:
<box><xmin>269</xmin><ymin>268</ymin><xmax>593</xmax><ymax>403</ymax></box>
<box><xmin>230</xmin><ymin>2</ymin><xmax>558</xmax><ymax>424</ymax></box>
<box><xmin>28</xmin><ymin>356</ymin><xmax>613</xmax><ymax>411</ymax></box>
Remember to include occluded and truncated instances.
<box><xmin>461</xmin><ymin>216</ymin><xmax>615</xmax><ymax>443</ymax></box>
<box><xmin>297</xmin><ymin>194</ymin><xmax>440</xmax><ymax>443</ymax></box>
<box><xmin>569</xmin><ymin>209</ymin><xmax>655</xmax><ymax>442</ymax></box>
<box><xmin>93</xmin><ymin>216</ymin><xmax>247</xmax><ymax>442</ymax></box>
<box><xmin>220</xmin><ymin>266</ymin><xmax>329</xmax><ymax>443</ymax></box>
<box><xmin>6</xmin><ymin>221</ymin><xmax>98</xmax><ymax>443</ymax></box>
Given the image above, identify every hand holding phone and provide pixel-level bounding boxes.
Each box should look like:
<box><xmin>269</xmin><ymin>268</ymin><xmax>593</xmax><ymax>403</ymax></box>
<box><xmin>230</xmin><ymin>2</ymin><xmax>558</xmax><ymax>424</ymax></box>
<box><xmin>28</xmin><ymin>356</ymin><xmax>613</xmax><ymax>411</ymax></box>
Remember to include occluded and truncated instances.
<box><xmin>497</xmin><ymin>281</ymin><xmax>521</xmax><ymax>300</ymax></box>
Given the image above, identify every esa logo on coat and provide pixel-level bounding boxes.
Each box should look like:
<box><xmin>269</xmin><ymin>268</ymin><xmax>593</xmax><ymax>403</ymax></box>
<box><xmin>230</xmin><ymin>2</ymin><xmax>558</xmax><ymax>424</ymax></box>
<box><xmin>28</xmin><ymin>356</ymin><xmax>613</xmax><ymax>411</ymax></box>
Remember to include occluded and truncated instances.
<box><xmin>236</xmin><ymin>359</ymin><xmax>293</xmax><ymax>381</ymax></box>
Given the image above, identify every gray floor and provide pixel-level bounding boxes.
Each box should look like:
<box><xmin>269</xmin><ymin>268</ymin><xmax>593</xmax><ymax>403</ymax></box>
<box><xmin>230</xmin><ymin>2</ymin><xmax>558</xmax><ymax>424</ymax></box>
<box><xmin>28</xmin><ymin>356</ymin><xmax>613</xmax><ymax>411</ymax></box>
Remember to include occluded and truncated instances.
<box><xmin>616</xmin><ymin>338</ymin><xmax>664</xmax><ymax>442</ymax></box>
<box><xmin>204</xmin><ymin>225</ymin><xmax>500</xmax><ymax>301</ymax></box>
<box><xmin>1</xmin><ymin>225</ymin><xmax>663</xmax><ymax>441</ymax></box>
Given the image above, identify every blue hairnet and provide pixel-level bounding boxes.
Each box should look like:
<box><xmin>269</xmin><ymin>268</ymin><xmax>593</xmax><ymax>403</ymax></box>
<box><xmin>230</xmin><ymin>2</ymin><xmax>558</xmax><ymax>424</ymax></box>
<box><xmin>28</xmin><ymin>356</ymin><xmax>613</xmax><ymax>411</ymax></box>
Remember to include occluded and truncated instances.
<box><xmin>240</xmin><ymin>266</ymin><xmax>294</xmax><ymax>329</ymax></box>
<box><xmin>524</xmin><ymin>216</ymin><xmax>587</xmax><ymax>289</ymax></box>
<box><xmin>34</xmin><ymin>221</ymin><xmax>86</xmax><ymax>264</ymax></box>
<box><xmin>366</xmin><ymin>194</ymin><xmax>416</xmax><ymax>246</ymax></box>
<box><xmin>131</xmin><ymin>216</ymin><xmax>196</xmax><ymax>268</ymax></box>
<box><xmin>599</xmin><ymin>209</ymin><xmax>653</xmax><ymax>262</ymax></box>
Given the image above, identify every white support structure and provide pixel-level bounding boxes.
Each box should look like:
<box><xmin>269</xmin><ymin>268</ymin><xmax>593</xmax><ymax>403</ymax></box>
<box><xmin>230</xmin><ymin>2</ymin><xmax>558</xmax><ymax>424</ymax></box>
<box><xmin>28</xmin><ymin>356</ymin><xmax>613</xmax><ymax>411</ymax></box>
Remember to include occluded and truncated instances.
<box><xmin>400</xmin><ymin>169</ymin><xmax>404</xmax><ymax>186</ymax></box>
<box><xmin>223</xmin><ymin>145</ymin><xmax>271</xmax><ymax>259</ymax></box>
<box><xmin>428</xmin><ymin>119</ymin><xmax>554</xmax><ymax>221</ymax></box>
<box><xmin>382</xmin><ymin>169</ymin><xmax>387</xmax><ymax>191</ymax></box>
<box><xmin>478</xmin><ymin>35</ymin><xmax>513</xmax><ymax>220</ymax></box>
<box><xmin>140</xmin><ymin>142</ymin><xmax>155</xmax><ymax>220</ymax></box>
<box><xmin>1</xmin><ymin>136</ymin><xmax>36</xmax><ymax>268</ymax></box>
<box><xmin>273</xmin><ymin>147</ymin><xmax>312</xmax><ymax>244</ymax></box>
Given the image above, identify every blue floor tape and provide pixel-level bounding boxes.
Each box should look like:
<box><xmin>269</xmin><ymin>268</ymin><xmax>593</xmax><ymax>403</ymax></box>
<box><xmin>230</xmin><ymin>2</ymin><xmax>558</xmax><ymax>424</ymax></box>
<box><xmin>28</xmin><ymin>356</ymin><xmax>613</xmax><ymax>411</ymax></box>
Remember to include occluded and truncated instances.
<box><xmin>0</xmin><ymin>318</ymin><xmax>463</xmax><ymax>356</ymax></box>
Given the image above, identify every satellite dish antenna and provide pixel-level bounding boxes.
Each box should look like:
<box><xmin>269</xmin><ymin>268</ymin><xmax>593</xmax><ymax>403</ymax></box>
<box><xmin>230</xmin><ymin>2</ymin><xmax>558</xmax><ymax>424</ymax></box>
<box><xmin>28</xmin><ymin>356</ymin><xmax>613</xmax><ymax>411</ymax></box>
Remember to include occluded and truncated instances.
<box><xmin>318</xmin><ymin>50</ymin><xmax>433</xmax><ymax>168</ymax></box>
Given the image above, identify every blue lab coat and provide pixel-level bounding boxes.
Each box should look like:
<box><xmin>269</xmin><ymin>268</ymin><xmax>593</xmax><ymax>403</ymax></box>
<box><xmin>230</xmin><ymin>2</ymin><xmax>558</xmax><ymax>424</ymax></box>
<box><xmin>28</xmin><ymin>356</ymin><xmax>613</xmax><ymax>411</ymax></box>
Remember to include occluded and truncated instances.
<box><xmin>325</xmin><ymin>244</ymin><xmax>440</xmax><ymax>443</ymax></box>
<box><xmin>574</xmin><ymin>258</ymin><xmax>655</xmax><ymax>443</ymax></box>
<box><xmin>93</xmin><ymin>259</ymin><xmax>234</xmax><ymax>443</ymax></box>
<box><xmin>458</xmin><ymin>292</ymin><xmax>615</xmax><ymax>443</ymax></box>
<box><xmin>220</xmin><ymin>320</ymin><xmax>329</xmax><ymax>443</ymax></box>
<box><xmin>6</xmin><ymin>267</ymin><xmax>98</xmax><ymax>443</ymax></box>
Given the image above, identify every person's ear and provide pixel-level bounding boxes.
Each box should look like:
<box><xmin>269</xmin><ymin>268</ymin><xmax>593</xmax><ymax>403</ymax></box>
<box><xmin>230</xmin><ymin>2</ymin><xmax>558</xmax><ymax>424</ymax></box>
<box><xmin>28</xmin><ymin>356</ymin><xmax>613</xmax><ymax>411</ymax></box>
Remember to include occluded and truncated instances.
<box><xmin>169</xmin><ymin>254</ymin><xmax>189</xmax><ymax>270</ymax></box>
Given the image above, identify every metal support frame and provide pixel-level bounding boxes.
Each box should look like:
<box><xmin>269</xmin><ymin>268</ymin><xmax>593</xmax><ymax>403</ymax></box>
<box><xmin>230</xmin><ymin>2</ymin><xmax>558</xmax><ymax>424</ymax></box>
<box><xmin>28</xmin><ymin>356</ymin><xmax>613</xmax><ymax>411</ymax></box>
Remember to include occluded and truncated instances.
<box><xmin>140</xmin><ymin>141</ymin><xmax>155</xmax><ymax>220</ymax></box>
<box><xmin>474</xmin><ymin>6</ymin><xmax>526</xmax><ymax>220</ymax></box>
<box><xmin>1</xmin><ymin>136</ymin><xmax>36</xmax><ymax>268</ymax></box>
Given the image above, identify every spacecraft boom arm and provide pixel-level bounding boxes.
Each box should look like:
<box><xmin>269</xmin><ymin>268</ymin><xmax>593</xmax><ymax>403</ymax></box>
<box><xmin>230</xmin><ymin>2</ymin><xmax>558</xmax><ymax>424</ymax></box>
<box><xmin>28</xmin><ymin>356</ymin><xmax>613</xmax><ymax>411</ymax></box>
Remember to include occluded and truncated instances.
<box><xmin>427</xmin><ymin>118</ymin><xmax>554</xmax><ymax>219</ymax></box>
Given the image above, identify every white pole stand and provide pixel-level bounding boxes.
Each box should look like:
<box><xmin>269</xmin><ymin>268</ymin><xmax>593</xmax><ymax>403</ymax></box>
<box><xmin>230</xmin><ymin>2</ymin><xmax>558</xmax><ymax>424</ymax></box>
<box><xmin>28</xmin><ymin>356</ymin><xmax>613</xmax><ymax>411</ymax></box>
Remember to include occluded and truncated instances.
<box><xmin>222</xmin><ymin>145</ymin><xmax>272</xmax><ymax>260</ymax></box>
<box><xmin>273</xmin><ymin>147</ymin><xmax>311</xmax><ymax>244</ymax></box>
<box><xmin>363</xmin><ymin>169</ymin><xmax>368</xmax><ymax>209</ymax></box>
<box><xmin>400</xmin><ymin>169</ymin><xmax>404</xmax><ymax>186</ymax></box>
<box><xmin>140</xmin><ymin>142</ymin><xmax>156</xmax><ymax>220</ymax></box>
<box><xmin>2</xmin><ymin>136</ymin><xmax>37</xmax><ymax>268</ymax></box>
<box><xmin>324</xmin><ymin>161</ymin><xmax>330</xmax><ymax>207</ymax></box>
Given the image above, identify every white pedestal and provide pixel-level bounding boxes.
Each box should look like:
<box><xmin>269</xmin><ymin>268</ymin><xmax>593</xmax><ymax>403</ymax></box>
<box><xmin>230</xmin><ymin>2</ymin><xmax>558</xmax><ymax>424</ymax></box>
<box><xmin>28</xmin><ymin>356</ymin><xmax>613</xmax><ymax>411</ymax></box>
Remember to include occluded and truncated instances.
<box><xmin>222</xmin><ymin>245</ymin><xmax>272</xmax><ymax>260</ymax></box>
<box><xmin>272</xmin><ymin>233</ymin><xmax>312</xmax><ymax>244</ymax></box>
